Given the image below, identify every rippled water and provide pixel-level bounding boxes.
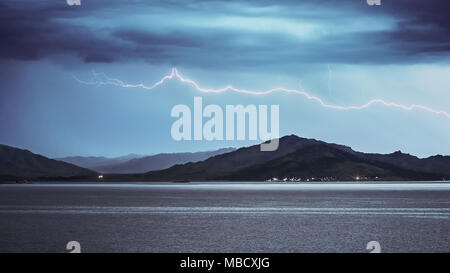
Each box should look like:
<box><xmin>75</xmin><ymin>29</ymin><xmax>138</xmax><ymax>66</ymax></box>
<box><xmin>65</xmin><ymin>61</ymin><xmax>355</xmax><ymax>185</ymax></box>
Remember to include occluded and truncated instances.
<box><xmin>0</xmin><ymin>182</ymin><xmax>449</xmax><ymax>252</ymax></box>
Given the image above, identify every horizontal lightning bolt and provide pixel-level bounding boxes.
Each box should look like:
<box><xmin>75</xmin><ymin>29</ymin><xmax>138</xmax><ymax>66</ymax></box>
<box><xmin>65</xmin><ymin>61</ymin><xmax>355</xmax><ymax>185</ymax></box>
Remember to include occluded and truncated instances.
<box><xmin>73</xmin><ymin>68</ymin><xmax>450</xmax><ymax>118</ymax></box>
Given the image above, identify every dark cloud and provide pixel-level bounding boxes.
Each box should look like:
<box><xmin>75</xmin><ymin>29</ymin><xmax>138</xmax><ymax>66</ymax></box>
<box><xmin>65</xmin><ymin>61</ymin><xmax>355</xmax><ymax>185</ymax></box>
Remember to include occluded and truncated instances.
<box><xmin>113</xmin><ymin>30</ymin><xmax>200</xmax><ymax>48</ymax></box>
<box><xmin>373</xmin><ymin>0</ymin><xmax>450</xmax><ymax>55</ymax></box>
<box><xmin>0</xmin><ymin>0</ymin><xmax>449</xmax><ymax>68</ymax></box>
<box><xmin>0</xmin><ymin>1</ymin><xmax>121</xmax><ymax>62</ymax></box>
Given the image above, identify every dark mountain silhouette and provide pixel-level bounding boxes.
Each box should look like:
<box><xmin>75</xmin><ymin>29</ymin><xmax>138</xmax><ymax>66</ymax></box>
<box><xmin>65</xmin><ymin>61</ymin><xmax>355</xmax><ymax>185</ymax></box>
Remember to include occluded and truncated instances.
<box><xmin>2</xmin><ymin>135</ymin><xmax>449</xmax><ymax>182</ymax></box>
<box><xmin>94</xmin><ymin>148</ymin><xmax>236</xmax><ymax>173</ymax></box>
<box><xmin>118</xmin><ymin>135</ymin><xmax>449</xmax><ymax>181</ymax></box>
<box><xmin>222</xmin><ymin>144</ymin><xmax>442</xmax><ymax>181</ymax></box>
<box><xmin>360</xmin><ymin>151</ymin><xmax>450</xmax><ymax>176</ymax></box>
<box><xmin>0</xmin><ymin>144</ymin><xmax>96</xmax><ymax>181</ymax></box>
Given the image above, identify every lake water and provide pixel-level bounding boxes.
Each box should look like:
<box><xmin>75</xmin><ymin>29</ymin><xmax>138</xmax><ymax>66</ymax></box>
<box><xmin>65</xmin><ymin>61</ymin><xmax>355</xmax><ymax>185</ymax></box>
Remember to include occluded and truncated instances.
<box><xmin>0</xmin><ymin>182</ymin><xmax>449</xmax><ymax>253</ymax></box>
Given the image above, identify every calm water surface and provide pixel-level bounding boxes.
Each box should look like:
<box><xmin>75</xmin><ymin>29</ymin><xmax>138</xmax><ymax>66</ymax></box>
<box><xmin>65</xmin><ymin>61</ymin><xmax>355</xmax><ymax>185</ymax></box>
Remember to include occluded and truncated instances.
<box><xmin>0</xmin><ymin>182</ymin><xmax>449</xmax><ymax>253</ymax></box>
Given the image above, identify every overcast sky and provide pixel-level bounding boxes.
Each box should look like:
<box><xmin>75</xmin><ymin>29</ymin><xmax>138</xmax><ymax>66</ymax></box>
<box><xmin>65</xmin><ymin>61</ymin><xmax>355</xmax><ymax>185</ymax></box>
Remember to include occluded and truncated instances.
<box><xmin>1</xmin><ymin>0</ymin><xmax>450</xmax><ymax>158</ymax></box>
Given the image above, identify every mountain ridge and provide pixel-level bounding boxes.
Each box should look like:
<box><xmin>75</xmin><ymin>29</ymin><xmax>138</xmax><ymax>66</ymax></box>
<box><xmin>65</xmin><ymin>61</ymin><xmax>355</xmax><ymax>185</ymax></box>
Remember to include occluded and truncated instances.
<box><xmin>2</xmin><ymin>135</ymin><xmax>450</xmax><ymax>182</ymax></box>
<box><xmin>132</xmin><ymin>135</ymin><xmax>449</xmax><ymax>181</ymax></box>
<box><xmin>55</xmin><ymin>154</ymin><xmax>143</xmax><ymax>170</ymax></box>
<box><xmin>0</xmin><ymin>144</ymin><xmax>96</xmax><ymax>181</ymax></box>
<box><xmin>57</xmin><ymin>148</ymin><xmax>236</xmax><ymax>174</ymax></box>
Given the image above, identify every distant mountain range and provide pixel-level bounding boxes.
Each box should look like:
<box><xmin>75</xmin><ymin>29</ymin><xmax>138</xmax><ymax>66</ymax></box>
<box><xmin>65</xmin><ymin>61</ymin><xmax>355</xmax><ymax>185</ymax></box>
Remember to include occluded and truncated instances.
<box><xmin>56</xmin><ymin>148</ymin><xmax>235</xmax><ymax>174</ymax></box>
<box><xmin>105</xmin><ymin>135</ymin><xmax>450</xmax><ymax>181</ymax></box>
<box><xmin>0</xmin><ymin>144</ymin><xmax>95</xmax><ymax>181</ymax></box>
<box><xmin>55</xmin><ymin>154</ymin><xmax>143</xmax><ymax>171</ymax></box>
<box><xmin>1</xmin><ymin>135</ymin><xmax>450</xmax><ymax>182</ymax></box>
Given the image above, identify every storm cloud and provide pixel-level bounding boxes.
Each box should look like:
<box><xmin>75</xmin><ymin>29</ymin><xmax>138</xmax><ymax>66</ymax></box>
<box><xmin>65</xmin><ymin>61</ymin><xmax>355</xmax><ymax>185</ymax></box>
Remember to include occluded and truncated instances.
<box><xmin>1</xmin><ymin>0</ymin><xmax>449</xmax><ymax>69</ymax></box>
<box><xmin>1</xmin><ymin>1</ymin><xmax>450</xmax><ymax>158</ymax></box>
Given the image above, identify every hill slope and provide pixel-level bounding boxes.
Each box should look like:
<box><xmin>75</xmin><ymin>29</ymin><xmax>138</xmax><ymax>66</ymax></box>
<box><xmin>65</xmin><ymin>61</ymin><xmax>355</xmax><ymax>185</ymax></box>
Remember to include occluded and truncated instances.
<box><xmin>134</xmin><ymin>135</ymin><xmax>447</xmax><ymax>181</ymax></box>
<box><xmin>223</xmin><ymin>144</ymin><xmax>442</xmax><ymax>181</ymax></box>
<box><xmin>94</xmin><ymin>148</ymin><xmax>236</xmax><ymax>174</ymax></box>
<box><xmin>0</xmin><ymin>144</ymin><xmax>96</xmax><ymax>180</ymax></box>
<box><xmin>56</xmin><ymin>154</ymin><xmax>142</xmax><ymax>170</ymax></box>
